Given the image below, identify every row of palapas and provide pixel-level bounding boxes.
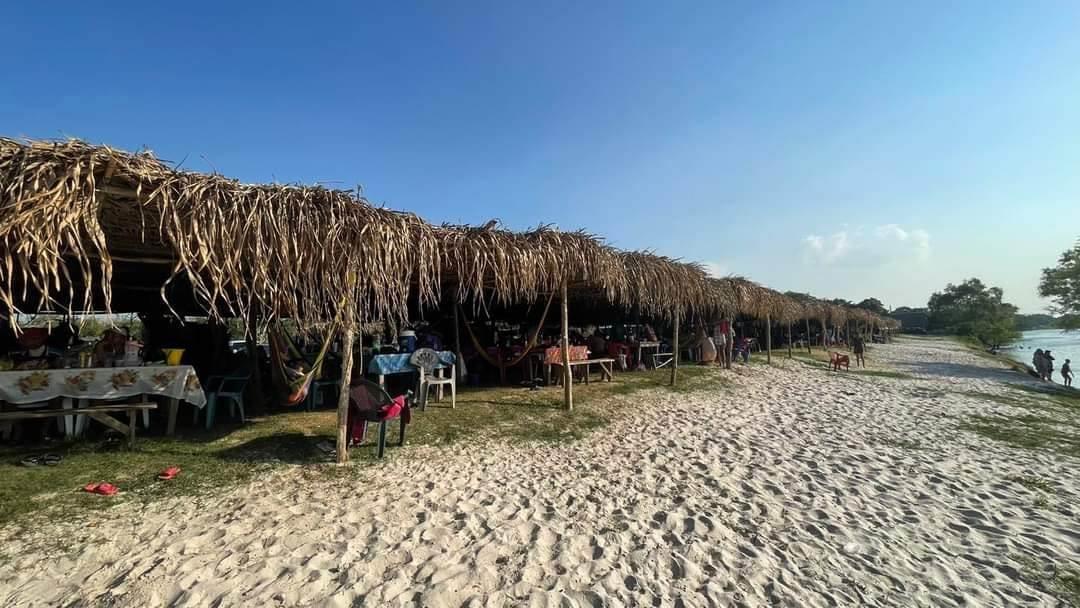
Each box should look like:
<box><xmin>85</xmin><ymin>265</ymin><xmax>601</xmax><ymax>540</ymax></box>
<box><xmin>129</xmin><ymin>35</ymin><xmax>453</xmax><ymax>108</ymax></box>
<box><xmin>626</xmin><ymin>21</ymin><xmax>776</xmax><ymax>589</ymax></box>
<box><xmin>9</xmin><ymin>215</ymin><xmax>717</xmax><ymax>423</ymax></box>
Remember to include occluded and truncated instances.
<box><xmin>0</xmin><ymin>137</ymin><xmax>896</xmax><ymax>334</ymax></box>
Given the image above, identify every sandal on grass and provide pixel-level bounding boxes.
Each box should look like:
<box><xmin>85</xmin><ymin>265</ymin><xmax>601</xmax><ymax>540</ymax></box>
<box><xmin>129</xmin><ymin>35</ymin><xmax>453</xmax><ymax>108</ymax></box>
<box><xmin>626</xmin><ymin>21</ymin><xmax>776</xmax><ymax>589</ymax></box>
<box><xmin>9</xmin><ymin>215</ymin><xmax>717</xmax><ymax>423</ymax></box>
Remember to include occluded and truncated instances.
<box><xmin>42</xmin><ymin>454</ymin><xmax>62</xmax><ymax>466</ymax></box>
<box><xmin>82</xmin><ymin>482</ymin><xmax>119</xmax><ymax>496</ymax></box>
<box><xmin>157</xmin><ymin>466</ymin><xmax>181</xmax><ymax>481</ymax></box>
<box><xmin>20</xmin><ymin>456</ymin><xmax>42</xmax><ymax>467</ymax></box>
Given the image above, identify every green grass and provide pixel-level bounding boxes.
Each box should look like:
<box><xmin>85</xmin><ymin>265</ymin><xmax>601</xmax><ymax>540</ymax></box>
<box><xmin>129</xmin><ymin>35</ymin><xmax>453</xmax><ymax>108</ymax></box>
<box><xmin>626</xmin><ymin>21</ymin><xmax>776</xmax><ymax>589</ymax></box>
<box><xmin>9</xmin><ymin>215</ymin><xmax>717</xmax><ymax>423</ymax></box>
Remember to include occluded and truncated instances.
<box><xmin>1015</xmin><ymin>554</ymin><xmax>1080</xmax><ymax>607</ymax></box>
<box><xmin>1006</xmin><ymin>474</ymin><xmax>1056</xmax><ymax>493</ymax></box>
<box><xmin>960</xmin><ymin>412</ymin><xmax>1080</xmax><ymax>457</ymax></box>
<box><xmin>0</xmin><ymin>366</ymin><xmax>732</xmax><ymax>528</ymax></box>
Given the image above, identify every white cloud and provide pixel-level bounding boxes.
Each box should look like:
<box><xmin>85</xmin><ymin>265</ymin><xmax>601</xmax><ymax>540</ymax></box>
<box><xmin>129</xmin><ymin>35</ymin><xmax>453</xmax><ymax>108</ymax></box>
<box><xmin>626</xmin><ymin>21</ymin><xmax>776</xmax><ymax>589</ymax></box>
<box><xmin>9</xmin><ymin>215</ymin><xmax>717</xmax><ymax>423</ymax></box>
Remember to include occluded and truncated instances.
<box><xmin>701</xmin><ymin>261</ymin><xmax>729</xmax><ymax>278</ymax></box>
<box><xmin>802</xmin><ymin>225</ymin><xmax>931</xmax><ymax>266</ymax></box>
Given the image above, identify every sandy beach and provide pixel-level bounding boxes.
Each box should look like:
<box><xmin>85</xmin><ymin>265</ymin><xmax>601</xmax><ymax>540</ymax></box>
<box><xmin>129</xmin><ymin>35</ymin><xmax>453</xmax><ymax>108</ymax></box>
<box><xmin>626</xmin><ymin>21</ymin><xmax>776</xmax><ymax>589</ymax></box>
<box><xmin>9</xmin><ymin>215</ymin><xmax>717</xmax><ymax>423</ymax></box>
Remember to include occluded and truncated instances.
<box><xmin>2</xmin><ymin>337</ymin><xmax>1078</xmax><ymax>607</ymax></box>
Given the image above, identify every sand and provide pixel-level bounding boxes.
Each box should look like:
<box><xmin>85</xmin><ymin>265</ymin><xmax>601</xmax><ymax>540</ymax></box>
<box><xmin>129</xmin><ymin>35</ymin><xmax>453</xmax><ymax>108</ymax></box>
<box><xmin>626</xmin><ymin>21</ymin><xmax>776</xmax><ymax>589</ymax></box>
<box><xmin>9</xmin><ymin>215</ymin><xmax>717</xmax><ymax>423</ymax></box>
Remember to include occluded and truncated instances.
<box><xmin>2</xmin><ymin>337</ymin><xmax>1078</xmax><ymax>607</ymax></box>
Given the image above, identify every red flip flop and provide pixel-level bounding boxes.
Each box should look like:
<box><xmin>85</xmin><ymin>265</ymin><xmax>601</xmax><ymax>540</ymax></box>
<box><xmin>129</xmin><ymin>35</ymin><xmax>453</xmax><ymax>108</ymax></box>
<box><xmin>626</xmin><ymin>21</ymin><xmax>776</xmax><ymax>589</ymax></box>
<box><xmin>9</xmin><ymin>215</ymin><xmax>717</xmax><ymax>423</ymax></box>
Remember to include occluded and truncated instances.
<box><xmin>157</xmin><ymin>466</ymin><xmax>181</xmax><ymax>481</ymax></box>
<box><xmin>83</xmin><ymin>482</ymin><xmax>119</xmax><ymax>496</ymax></box>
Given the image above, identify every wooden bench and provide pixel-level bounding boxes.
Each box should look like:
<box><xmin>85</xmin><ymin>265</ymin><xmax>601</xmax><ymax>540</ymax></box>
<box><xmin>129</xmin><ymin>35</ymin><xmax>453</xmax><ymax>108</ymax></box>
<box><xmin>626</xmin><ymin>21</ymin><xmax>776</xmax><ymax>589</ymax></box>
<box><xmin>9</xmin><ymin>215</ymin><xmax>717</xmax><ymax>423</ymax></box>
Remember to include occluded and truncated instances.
<box><xmin>550</xmin><ymin>358</ymin><xmax>616</xmax><ymax>384</ymax></box>
<box><xmin>0</xmin><ymin>403</ymin><xmax>157</xmax><ymax>447</ymax></box>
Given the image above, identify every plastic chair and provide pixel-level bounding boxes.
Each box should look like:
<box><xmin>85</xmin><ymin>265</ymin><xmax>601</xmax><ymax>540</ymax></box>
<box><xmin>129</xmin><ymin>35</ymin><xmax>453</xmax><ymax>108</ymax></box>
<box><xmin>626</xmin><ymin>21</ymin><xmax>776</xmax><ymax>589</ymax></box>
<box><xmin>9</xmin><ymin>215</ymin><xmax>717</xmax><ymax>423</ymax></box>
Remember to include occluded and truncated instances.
<box><xmin>196</xmin><ymin>372</ymin><xmax>250</xmax><ymax>429</ymax></box>
<box><xmin>410</xmin><ymin>348</ymin><xmax>455</xmax><ymax>411</ymax></box>
<box><xmin>348</xmin><ymin>379</ymin><xmax>410</xmax><ymax>458</ymax></box>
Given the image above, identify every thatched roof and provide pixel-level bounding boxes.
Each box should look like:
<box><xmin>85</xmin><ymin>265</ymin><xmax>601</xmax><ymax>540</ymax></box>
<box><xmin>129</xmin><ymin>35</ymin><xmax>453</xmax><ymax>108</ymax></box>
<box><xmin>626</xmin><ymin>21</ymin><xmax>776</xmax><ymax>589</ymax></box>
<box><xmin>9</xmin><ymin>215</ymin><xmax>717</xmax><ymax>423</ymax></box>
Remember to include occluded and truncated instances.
<box><xmin>0</xmin><ymin>138</ymin><xmax>440</xmax><ymax>328</ymax></box>
<box><xmin>437</xmin><ymin>223</ymin><xmax>625</xmax><ymax>307</ymax></box>
<box><xmin>0</xmin><ymin>136</ymin><xmax>896</xmax><ymax>331</ymax></box>
<box><xmin>618</xmin><ymin>251</ymin><xmax>711</xmax><ymax>318</ymax></box>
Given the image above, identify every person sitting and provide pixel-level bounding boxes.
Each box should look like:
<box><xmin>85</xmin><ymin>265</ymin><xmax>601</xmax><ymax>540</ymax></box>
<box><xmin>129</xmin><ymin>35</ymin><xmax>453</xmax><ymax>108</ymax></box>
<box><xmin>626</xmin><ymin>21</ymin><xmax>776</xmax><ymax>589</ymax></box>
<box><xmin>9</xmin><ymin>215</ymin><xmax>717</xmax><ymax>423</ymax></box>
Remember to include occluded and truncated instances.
<box><xmin>587</xmin><ymin>332</ymin><xmax>607</xmax><ymax>359</ymax></box>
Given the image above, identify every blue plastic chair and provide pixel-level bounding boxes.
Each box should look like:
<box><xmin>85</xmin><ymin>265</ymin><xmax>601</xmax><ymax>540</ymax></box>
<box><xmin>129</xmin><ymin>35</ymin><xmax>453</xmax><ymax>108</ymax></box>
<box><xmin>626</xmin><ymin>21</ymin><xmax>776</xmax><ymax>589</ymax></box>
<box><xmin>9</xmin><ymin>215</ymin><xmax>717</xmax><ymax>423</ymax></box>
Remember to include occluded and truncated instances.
<box><xmin>196</xmin><ymin>373</ymin><xmax>250</xmax><ymax>429</ymax></box>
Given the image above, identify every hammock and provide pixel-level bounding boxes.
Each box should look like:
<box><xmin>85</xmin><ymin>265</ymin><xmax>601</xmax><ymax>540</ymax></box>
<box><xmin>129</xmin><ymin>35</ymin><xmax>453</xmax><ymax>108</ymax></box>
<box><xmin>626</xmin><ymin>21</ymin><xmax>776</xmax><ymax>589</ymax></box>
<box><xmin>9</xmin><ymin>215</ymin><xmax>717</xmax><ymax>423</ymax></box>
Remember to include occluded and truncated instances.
<box><xmin>458</xmin><ymin>290</ymin><xmax>555</xmax><ymax>384</ymax></box>
<box><xmin>269</xmin><ymin>322</ymin><xmax>337</xmax><ymax>406</ymax></box>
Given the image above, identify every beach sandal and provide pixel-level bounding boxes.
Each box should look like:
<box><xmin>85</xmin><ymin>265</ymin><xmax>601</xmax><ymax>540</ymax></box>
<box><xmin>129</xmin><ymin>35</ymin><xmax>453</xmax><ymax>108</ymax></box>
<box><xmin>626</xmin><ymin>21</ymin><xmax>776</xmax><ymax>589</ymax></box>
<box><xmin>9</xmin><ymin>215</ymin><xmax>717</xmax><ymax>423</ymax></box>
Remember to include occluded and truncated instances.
<box><xmin>157</xmin><ymin>466</ymin><xmax>181</xmax><ymax>481</ymax></box>
<box><xmin>20</xmin><ymin>456</ymin><xmax>42</xmax><ymax>467</ymax></box>
<box><xmin>42</xmin><ymin>454</ymin><xmax>62</xmax><ymax>466</ymax></box>
<box><xmin>82</xmin><ymin>482</ymin><xmax>119</xmax><ymax>496</ymax></box>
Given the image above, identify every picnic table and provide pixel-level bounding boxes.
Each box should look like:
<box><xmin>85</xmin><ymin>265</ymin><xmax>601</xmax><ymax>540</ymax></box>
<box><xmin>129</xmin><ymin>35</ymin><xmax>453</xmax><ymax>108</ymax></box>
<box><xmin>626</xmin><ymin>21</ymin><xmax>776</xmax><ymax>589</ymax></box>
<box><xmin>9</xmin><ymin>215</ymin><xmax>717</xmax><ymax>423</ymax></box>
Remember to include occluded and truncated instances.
<box><xmin>0</xmin><ymin>365</ymin><xmax>206</xmax><ymax>439</ymax></box>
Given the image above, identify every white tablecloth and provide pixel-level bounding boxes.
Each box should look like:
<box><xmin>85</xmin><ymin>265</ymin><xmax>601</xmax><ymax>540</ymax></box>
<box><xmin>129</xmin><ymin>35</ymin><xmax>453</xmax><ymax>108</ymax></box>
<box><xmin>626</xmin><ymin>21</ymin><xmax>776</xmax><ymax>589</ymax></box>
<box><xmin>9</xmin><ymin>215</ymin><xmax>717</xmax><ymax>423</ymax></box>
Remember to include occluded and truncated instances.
<box><xmin>0</xmin><ymin>365</ymin><xmax>207</xmax><ymax>407</ymax></box>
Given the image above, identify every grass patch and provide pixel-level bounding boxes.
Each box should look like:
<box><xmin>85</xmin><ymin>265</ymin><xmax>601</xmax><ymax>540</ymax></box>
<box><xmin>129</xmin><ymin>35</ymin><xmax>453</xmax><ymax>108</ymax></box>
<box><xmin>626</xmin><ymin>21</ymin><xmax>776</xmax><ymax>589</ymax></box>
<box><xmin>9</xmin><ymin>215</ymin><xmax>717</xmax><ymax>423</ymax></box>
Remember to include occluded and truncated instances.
<box><xmin>960</xmin><ymin>413</ymin><xmax>1080</xmax><ymax>457</ymax></box>
<box><xmin>1006</xmin><ymin>474</ymin><xmax>1055</xmax><ymax>493</ymax></box>
<box><xmin>956</xmin><ymin>390</ymin><xmax>1033</xmax><ymax>408</ymax></box>
<box><xmin>0</xmin><ymin>366</ymin><xmax>732</xmax><ymax>528</ymax></box>
<box><xmin>1015</xmin><ymin>554</ymin><xmax>1080</xmax><ymax>607</ymax></box>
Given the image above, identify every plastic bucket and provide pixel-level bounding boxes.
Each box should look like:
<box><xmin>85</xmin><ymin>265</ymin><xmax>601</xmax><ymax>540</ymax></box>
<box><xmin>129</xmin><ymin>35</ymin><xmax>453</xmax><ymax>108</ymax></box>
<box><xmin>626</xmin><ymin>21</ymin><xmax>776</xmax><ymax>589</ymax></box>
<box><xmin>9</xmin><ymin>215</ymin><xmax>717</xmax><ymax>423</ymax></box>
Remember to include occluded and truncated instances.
<box><xmin>163</xmin><ymin>348</ymin><xmax>185</xmax><ymax>366</ymax></box>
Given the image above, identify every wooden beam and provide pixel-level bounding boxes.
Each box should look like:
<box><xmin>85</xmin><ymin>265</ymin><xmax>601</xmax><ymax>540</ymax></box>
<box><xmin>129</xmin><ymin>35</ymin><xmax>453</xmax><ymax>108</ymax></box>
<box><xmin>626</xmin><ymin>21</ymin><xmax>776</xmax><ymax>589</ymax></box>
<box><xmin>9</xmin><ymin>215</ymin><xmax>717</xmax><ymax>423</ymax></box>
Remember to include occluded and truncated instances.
<box><xmin>669</xmin><ymin>312</ymin><xmax>680</xmax><ymax>386</ymax></box>
<box><xmin>787</xmin><ymin>322</ymin><xmax>793</xmax><ymax>359</ymax></box>
<box><xmin>820</xmin><ymin>318</ymin><xmax>828</xmax><ymax>351</ymax></box>
<box><xmin>765</xmin><ymin>314</ymin><xmax>772</xmax><ymax>364</ymax></box>
<box><xmin>336</xmin><ymin>324</ymin><xmax>356</xmax><ymax>465</ymax></box>
<box><xmin>561</xmin><ymin>282</ymin><xmax>572</xmax><ymax>411</ymax></box>
<box><xmin>805</xmin><ymin>318</ymin><xmax>813</xmax><ymax>355</ymax></box>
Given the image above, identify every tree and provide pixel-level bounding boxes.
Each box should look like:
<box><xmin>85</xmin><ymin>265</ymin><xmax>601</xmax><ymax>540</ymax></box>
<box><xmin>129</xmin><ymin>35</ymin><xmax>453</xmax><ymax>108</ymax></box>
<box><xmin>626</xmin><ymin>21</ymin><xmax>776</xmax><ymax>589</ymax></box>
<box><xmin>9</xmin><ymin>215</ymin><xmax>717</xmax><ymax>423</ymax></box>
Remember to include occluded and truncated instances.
<box><xmin>1039</xmin><ymin>240</ymin><xmax>1080</xmax><ymax>330</ymax></box>
<box><xmin>927</xmin><ymin>278</ymin><xmax>1020</xmax><ymax>348</ymax></box>
<box><xmin>855</xmin><ymin>297</ymin><xmax>888</xmax><ymax>316</ymax></box>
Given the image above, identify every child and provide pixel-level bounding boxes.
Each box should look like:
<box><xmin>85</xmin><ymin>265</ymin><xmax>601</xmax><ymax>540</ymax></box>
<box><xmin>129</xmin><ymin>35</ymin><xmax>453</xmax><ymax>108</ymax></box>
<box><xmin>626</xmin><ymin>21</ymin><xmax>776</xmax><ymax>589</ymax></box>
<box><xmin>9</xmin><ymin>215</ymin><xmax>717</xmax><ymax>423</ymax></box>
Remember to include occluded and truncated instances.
<box><xmin>1063</xmin><ymin>359</ymin><xmax>1073</xmax><ymax>387</ymax></box>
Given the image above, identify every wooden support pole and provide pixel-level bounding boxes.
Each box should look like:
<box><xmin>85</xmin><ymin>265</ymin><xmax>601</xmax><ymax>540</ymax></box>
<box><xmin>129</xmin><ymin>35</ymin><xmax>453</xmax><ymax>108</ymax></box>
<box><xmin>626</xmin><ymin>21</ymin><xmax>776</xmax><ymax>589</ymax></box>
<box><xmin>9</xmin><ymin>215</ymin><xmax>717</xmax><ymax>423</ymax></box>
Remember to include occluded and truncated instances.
<box><xmin>820</xmin><ymin>318</ymin><xmax>828</xmax><ymax>351</ymax></box>
<box><xmin>561</xmin><ymin>282</ymin><xmax>572</xmax><ymax>411</ymax></box>
<box><xmin>670</xmin><ymin>313</ymin><xmax>680</xmax><ymax>386</ymax></box>
<box><xmin>787</xmin><ymin>323</ymin><xmax>793</xmax><ymax>359</ymax></box>
<box><xmin>765</xmin><ymin>314</ymin><xmax>772</xmax><ymax>364</ymax></box>
<box><xmin>453</xmin><ymin>289</ymin><xmax>462</xmax><ymax>380</ymax></box>
<box><xmin>335</xmin><ymin>325</ymin><xmax>356</xmax><ymax>465</ymax></box>
<box><xmin>246</xmin><ymin>308</ymin><xmax>265</xmax><ymax>414</ymax></box>
<box><xmin>805</xmin><ymin>318</ymin><xmax>812</xmax><ymax>355</ymax></box>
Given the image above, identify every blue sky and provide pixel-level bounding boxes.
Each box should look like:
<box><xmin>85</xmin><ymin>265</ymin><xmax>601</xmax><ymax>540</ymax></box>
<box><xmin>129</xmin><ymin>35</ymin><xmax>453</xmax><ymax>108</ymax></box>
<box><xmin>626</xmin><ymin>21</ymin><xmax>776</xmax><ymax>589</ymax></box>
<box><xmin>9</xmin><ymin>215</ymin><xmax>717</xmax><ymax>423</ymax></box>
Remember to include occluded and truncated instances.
<box><xmin>5</xmin><ymin>1</ymin><xmax>1079</xmax><ymax>313</ymax></box>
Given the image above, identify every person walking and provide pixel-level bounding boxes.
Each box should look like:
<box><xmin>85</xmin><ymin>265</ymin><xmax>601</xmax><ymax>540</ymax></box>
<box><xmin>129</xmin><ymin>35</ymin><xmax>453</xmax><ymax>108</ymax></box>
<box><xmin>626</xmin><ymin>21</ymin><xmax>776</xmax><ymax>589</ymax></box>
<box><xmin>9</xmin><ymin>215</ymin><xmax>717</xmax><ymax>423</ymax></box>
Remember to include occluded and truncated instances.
<box><xmin>1062</xmin><ymin>359</ymin><xmax>1073</xmax><ymax>387</ymax></box>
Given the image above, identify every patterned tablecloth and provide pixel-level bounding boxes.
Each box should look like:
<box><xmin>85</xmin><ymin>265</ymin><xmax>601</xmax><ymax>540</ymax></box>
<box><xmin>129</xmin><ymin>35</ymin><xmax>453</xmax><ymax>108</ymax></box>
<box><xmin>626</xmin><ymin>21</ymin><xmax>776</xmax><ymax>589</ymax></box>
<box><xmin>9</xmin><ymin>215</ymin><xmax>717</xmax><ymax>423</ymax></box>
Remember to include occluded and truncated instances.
<box><xmin>367</xmin><ymin>352</ymin><xmax>456</xmax><ymax>375</ymax></box>
<box><xmin>0</xmin><ymin>365</ymin><xmax>207</xmax><ymax>407</ymax></box>
<box><xmin>544</xmin><ymin>345</ymin><xmax>589</xmax><ymax>365</ymax></box>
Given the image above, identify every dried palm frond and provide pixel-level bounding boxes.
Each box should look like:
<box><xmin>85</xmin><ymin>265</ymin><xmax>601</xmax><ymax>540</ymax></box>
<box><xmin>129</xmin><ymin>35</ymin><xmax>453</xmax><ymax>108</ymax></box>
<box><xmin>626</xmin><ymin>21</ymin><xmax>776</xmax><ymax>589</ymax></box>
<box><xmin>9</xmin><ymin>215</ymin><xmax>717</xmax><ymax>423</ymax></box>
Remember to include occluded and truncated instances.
<box><xmin>0</xmin><ymin>138</ymin><xmax>439</xmax><ymax>330</ymax></box>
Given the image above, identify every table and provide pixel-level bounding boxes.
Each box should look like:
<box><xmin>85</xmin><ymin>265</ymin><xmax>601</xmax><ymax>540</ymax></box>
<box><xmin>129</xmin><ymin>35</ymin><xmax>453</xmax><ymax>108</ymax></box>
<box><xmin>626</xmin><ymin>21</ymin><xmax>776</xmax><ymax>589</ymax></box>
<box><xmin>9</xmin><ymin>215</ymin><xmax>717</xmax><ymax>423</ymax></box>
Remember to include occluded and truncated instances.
<box><xmin>0</xmin><ymin>365</ymin><xmax>207</xmax><ymax>438</ymax></box>
<box><xmin>367</xmin><ymin>352</ymin><xmax>456</xmax><ymax>386</ymax></box>
<box><xmin>368</xmin><ymin>352</ymin><xmax>457</xmax><ymax>410</ymax></box>
<box><xmin>636</xmin><ymin>341</ymin><xmax>662</xmax><ymax>369</ymax></box>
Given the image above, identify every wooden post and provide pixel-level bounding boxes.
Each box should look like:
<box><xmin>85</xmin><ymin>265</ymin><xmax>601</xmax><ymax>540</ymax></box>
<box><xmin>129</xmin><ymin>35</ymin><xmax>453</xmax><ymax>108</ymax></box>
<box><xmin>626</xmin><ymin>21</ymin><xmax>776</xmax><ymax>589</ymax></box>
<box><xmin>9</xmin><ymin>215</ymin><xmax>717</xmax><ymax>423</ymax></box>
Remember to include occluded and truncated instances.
<box><xmin>820</xmin><ymin>318</ymin><xmax>828</xmax><ymax>351</ymax></box>
<box><xmin>726</xmin><ymin>318</ymin><xmax>734</xmax><ymax>370</ymax></box>
<box><xmin>335</xmin><ymin>325</ymin><xmax>356</xmax><ymax>465</ymax></box>
<box><xmin>453</xmin><ymin>289</ymin><xmax>463</xmax><ymax>380</ymax></box>
<box><xmin>786</xmin><ymin>322</ymin><xmax>793</xmax><ymax>358</ymax></box>
<box><xmin>670</xmin><ymin>313</ymin><xmax>680</xmax><ymax>386</ymax></box>
<box><xmin>246</xmin><ymin>308</ymin><xmax>265</xmax><ymax>413</ymax></box>
<box><xmin>804</xmin><ymin>318</ymin><xmax>812</xmax><ymax>355</ymax></box>
<box><xmin>561</xmin><ymin>282</ymin><xmax>572</xmax><ymax>411</ymax></box>
<box><xmin>765</xmin><ymin>314</ymin><xmax>772</xmax><ymax>364</ymax></box>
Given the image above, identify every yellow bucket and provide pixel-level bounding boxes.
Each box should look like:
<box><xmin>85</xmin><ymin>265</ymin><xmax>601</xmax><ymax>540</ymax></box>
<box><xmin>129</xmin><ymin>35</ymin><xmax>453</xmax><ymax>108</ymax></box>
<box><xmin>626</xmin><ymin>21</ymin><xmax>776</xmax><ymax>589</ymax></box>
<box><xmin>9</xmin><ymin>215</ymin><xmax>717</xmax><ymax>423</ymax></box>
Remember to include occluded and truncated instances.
<box><xmin>163</xmin><ymin>348</ymin><xmax>185</xmax><ymax>366</ymax></box>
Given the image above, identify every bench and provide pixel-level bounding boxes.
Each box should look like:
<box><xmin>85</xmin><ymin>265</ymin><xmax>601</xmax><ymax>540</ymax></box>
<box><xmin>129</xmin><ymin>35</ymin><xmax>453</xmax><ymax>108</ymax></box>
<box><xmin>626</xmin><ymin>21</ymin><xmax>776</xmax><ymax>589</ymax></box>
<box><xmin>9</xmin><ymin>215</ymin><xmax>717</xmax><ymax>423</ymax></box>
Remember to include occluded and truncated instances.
<box><xmin>0</xmin><ymin>403</ymin><xmax>157</xmax><ymax>447</ymax></box>
<box><xmin>550</xmin><ymin>358</ymin><xmax>616</xmax><ymax>384</ymax></box>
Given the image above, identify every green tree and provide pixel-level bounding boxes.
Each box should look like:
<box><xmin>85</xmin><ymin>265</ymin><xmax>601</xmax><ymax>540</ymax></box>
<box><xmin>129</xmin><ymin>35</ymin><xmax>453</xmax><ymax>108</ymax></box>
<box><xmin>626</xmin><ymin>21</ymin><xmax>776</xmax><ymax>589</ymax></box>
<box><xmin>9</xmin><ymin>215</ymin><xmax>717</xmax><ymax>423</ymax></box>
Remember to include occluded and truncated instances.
<box><xmin>927</xmin><ymin>278</ymin><xmax>1020</xmax><ymax>348</ymax></box>
<box><xmin>1038</xmin><ymin>240</ymin><xmax>1080</xmax><ymax>330</ymax></box>
<box><xmin>855</xmin><ymin>297</ymin><xmax>888</xmax><ymax>316</ymax></box>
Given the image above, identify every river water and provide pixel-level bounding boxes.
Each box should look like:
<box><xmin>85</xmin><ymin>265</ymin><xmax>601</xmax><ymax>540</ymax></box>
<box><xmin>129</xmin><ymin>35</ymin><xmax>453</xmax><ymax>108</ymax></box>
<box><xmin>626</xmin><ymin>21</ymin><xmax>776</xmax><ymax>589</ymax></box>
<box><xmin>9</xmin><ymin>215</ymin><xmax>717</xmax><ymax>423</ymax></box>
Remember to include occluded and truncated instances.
<box><xmin>1003</xmin><ymin>329</ymin><xmax>1080</xmax><ymax>377</ymax></box>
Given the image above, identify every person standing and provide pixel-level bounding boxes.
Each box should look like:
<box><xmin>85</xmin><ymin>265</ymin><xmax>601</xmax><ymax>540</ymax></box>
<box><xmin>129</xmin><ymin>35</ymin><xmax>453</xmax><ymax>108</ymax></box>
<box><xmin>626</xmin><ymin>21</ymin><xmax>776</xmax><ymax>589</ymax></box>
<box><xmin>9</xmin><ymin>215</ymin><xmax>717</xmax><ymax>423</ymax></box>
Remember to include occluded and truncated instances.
<box><xmin>1062</xmin><ymin>359</ymin><xmax>1072</xmax><ymax>387</ymax></box>
<box><xmin>1033</xmin><ymin>349</ymin><xmax>1046</xmax><ymax>380</ymax></box>
<box><xmin>1045</xmin><ymin>350</ymin><xmax>1056</xmax><ymax>383</ymax></box>
<box><xmin>852</xmin><ymin>334</ymin><xmax>866</xmax><ymax>368</ymax></box>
